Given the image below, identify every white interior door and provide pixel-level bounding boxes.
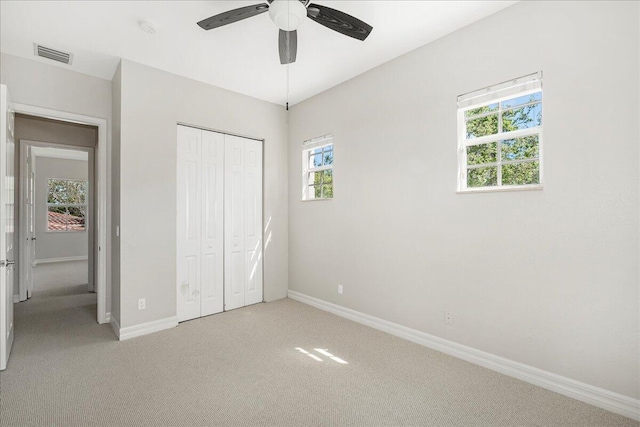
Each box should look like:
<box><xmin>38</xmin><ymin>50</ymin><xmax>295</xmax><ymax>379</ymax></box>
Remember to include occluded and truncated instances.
<box><xmin>224</xmin><ymin>135</ymin><xmax>263</xmax><ymax>311</ymax></box>
<box><xmin>243</xmin><ymin>138</ymin><xmax>263</xmax><ymax>306</ymax></box>
<box><xmin>200</xmin><ymin>130</ymin><xmax>224</xmax><ymax>317</ymax></box>
<box><xmin>0</xmin><ymin>84</ymin><xmax>15</xmax><ymax>371</ymax></box>
<box><xmin>19</xmin><ymin>143</ymin><xmax>35</xmax><ymax>301</ymax></box>
<box><xmin>176</xmin><ymin>126</ymin><xmax>224</xmax><ymax>322</ymax></box>
<box><xmin>26</xmin><ymin>161</ymin><xmax>35</xmax><ymax>299</ymax></box>
<box><xmin>177</xmin><ymin>126</ymin><xmax>202</xmax><ymax>322</ymax></box>
<box><xmin>224</xmin><ymin>136</ymin><xmax>246</xmax><ymax>311</ymax></box>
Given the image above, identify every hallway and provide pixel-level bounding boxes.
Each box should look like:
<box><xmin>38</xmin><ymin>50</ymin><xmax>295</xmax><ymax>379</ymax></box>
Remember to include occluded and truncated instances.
<box><xmin>11</xmin><ymin>285</ymin><xmax>101</xmax><ymax>341</ymax></box>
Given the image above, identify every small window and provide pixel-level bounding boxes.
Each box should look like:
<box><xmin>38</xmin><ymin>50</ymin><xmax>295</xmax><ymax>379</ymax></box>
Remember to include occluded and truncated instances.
<box><xmin>302</xmin><ymin>135</ymin><xmax>333</xmax><ymax>200</ymax></box>
<box><xmin>47</xmin><ymin>179</ymin><xmax>87</xmax><ymax>231</ymax></box>
<box><xmin>457</xmin><ymin>72</ymin><xmax>543</xmax><ymax>192</ymax></box>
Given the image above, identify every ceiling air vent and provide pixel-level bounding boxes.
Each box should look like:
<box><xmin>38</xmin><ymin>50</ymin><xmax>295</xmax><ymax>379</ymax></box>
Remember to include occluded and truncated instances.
<box><xmin>33</xmin><ymin>44</ymin><xmax>73</xmax><ymax>65</ymax></box>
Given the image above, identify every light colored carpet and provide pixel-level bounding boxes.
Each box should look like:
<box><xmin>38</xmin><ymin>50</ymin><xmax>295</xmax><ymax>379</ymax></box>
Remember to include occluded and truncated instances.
<box><xmin>33</xmin><ymin>261</ymin><xmax>88</xmax><ymax>292</ymax></box>
<box><xmin>0</xmin><ymin>286</ymin><xmax>637</xmax><ymax>427</ymax></box>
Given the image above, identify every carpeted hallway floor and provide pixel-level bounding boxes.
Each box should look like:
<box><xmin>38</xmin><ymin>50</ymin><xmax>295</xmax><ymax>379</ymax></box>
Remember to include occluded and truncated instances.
<box><xmin>0</xmin><ymin>286</ymin><xmax>636</xmax><ymax>426</ymax></box>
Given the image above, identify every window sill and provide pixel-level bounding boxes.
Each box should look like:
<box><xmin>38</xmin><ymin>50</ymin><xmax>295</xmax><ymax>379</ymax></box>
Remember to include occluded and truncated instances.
<box><xmin>301</xmin><ymin>198</ymin><xmax>333</xmax><ymax>202</ymax></box>
<box><xmin>457</xmin><ymin>184</ymin><xmax>543</xmax><ymax>194</ymax></box>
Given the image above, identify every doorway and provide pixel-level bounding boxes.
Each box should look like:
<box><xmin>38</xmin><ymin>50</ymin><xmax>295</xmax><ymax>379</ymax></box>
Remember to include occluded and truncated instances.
<box><xmin>19</xmin><ymin>139</ymin><xmax>94</xmax><ymax>300</ymax></box>
<box><xmin>11</xmin><ymin>105</ymin><xmax>109</xmax><ymax>325</ymax></box>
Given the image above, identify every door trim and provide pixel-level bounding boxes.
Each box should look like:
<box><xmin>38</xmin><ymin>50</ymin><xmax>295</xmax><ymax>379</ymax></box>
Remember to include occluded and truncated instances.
<box><xmin>12</xmin><ymin>103</ymin><xmax>110</xmax><ymax>325</ymax></box>
<box><xmin>177</xmin><ymin>122</ymin><xmax>264</xmax><ymax>143</ymax></box>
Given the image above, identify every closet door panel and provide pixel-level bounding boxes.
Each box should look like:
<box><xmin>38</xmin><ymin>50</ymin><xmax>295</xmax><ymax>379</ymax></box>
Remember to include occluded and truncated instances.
<box><xmin>224</xmin><ymin>135</ymin><xmax>246</xmax><ymax>311</ymax></box>
<box><xmin>244</xmin><ymin>139</ymin><xmax>263</xmax><ymax>306</ymax></box>
<box><xmin>200</xmin><ymin>130</ymin><xmax>224</xmax><ymax>316</ymax></box>
<box><xmin>177</xmin><ymin>125</ymin><xmax>202</xmax><ymax>322</ymax></box>
<box><xmin>180</xmin><ymin>127</ymin><xmax>263</xmax><ymax>317</ymax></box>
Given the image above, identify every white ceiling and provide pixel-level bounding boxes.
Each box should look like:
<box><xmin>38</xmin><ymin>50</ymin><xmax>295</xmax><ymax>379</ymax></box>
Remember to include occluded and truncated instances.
<box><xmin>0</xmin><ymin>1</ymin><xmax>516</xmax><ymax>106</ymax></box>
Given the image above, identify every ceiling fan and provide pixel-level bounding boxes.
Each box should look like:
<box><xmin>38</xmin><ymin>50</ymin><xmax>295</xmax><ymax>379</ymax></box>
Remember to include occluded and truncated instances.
<box><xmin>197</xmin><ymin>0</ymin><xmax>373</xmax><ymax>65</ymax></box>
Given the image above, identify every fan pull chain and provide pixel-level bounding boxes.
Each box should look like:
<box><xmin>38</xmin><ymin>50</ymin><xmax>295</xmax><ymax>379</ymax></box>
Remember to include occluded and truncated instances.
<box><xmin>286</xmin><ymin>62</ymin><xmax>290</xmax><ymax>111</ymax></box>
<box><xmin>286</xmin><ymin>0</ymin><xmax>290</xmax><ymax>111</ymax></box>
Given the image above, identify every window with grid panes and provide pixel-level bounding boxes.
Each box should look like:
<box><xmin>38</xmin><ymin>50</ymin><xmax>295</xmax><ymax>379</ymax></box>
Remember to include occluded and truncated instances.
<box><xmin>47</xmin><ymin>179</ymin><xmax>88</xmax><ymax>231</ymax></box>
<box><xmin>302</xmin><ymin>135</ymin><xmax>333</xmax><ymax>200</ymax></box>
<box><xmin>457</xmin><ymin>72</ymin><xmax>543</xmax><ymax>192</ymax></box>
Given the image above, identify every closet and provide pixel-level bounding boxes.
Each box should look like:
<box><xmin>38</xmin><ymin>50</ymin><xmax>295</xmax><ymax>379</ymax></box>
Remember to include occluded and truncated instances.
<box><xmin>176</xmin><ymin>125</ymin><xmax>263</xmax><ymax>322</ymax></box>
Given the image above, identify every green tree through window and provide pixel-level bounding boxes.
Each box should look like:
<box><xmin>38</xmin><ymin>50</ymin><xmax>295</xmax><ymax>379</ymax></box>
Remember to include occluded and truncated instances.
<box><xmin>47</xmin><ymin>179</ymin><xmax>87</xmax><ymax>231</ymax></box>
<box><xmin>304</xmin><ymin>139</ymin><xmax>334</xmax><ymax>200</ymax></box>
<box><xmin>462</xmin><ymin>90</ymin><xmax>542</xmax><ymax>189</ymax></box>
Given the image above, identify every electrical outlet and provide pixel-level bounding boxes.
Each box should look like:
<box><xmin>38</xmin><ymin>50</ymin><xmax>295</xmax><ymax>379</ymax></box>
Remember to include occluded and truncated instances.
<box><xmin>116</xmin><ymin>226</ymin><xmax>120</xmax><ymax>237</ymax></box>
<box><xmin>444</xmin><ymin>311</ymin><xmax>453</xmax><ymax>325</ymax></box>
<box><xmin>138</xmin><ymin>298</ymin><xmax>146</xmax><ymax>310</ymax></box>
<box><xmin>338</xmin><ymin>284</ymin><xmax>343</xmax><ymax>295</ymax></box>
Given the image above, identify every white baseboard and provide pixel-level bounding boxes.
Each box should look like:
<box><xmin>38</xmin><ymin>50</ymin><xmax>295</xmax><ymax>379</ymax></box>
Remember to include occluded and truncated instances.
<box><xmin>34</xmin><ymin>256</ymin><xmax>88</xmax><ymax>265</ymax></box>
<box><xmin>117</xmin><ymin>316</ymin><xmax>178</xmax><ymax>341</ymax></box>
<box><xmin>288</xmin><ymin>290</ymin><xmax>640</xmax><ymax>421</ymax></box>
<box><xmin>12</xmin><ymin>295</ymin><xmax>20</xmax><ymax>303</ymax></box>
<box><xmin>110</xmin><ymin>315</ymin><xmax>120</xmax><ymax>339</ymax></box>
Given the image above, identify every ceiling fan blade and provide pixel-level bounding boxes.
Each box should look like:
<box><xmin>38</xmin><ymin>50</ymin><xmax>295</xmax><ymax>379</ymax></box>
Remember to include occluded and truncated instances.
<box><xmin>197</xmin><ymin>3</ymin><xmax>269</xmax><ymax>30</ymax></box>
<box><xmin>279</xmin><ymin>30</ymin><xmax>297</xmax><ymax>64</ymax></box>
<box><xmin>307</xmin><ymin>3</ymin><xmax>372</xmax><ymax>41</ymax></box>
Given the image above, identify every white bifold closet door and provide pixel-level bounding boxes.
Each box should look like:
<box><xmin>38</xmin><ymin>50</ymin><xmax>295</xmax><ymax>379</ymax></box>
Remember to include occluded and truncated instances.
<box><xmin>177</xmin><ymin>126</ymin><xmax>262</xmax><ymax>323</ymax></box>
<box><xmin>224</xmin><ymin>135</ymin><xmax>263</xmax><ymax>311</ymax></box>
<box><xmin>177</xmin><ymin>126</ymin><xmax>225</xmax><ymax>322</ymax></box>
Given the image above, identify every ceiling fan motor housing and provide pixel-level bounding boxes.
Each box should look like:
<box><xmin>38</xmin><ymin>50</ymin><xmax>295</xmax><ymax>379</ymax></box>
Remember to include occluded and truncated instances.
<box><xmin>196</xmin><ymin>0</ymin><xmax>373</xmax><ymax>65</ymax></box>
<box><xmin>269</xmin><ymin>0</ymin><xmax>307</xmax><ymax>31</ymax></box>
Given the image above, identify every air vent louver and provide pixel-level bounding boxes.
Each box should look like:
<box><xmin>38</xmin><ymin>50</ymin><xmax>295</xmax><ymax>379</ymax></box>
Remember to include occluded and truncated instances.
<box><xmin>33</xmin><ymin>44</ymin><xmax>73</xmax><ymax>65</ymax></box>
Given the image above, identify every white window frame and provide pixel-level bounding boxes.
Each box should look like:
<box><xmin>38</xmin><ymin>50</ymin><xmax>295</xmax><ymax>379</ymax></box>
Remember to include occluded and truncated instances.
<box><xmin>301</xmin><ymin>134</ymin><xmax>334</xmax><ymax>201</ymax></box>
<box><xmin>457</xmin><ymin>72</ymin><xmax>544</xmax><ymax>193</ymax></box>
<box><xmin>46</xmin><ymin>178</ymin><xmax>88</xmax><ymax>232</ymax></box>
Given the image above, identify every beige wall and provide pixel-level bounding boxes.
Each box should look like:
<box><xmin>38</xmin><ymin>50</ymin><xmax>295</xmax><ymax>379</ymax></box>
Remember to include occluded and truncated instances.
<box><xmin>0</xmin><ymin>53</ymin><xmax>112</xmax><ymax>120</ymax></box>
<box><xmin>117</xmin><ymin>60</ymin><xmax>288</xmax><ymax>328</ymax></box>
<box><xmin>288</xmin><ymin>1</ymin><xmax>639</xmax><ymax>399</ymax></box>
<box><xmin>15</xmin><ymin>115</ymin><xmax>98</xmax><ymax>150</ymax></box>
